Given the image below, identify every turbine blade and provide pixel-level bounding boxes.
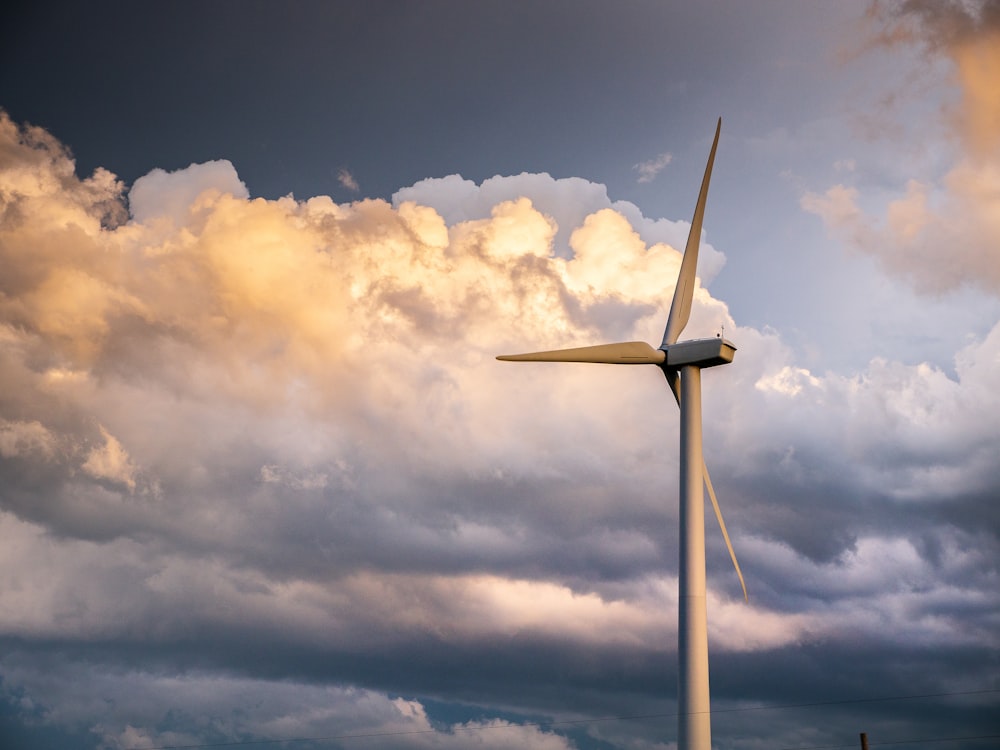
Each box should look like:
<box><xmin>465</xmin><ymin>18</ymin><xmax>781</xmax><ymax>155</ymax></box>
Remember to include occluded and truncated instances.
<box><xmin>703</xmin><ymin>461</ymin><xmax>748</xmax><ymax>602</ymax></box>
<box><xmin>661</xmin><ymin>118</ymin><xmax>721</xmax><ymax>347</ymax></box>
<box><xmin>497</xmin><ymin>341</ymin><xmax>665</xmax><ymax>364</ymax></box>
<box><xmin>663</xmin><ymin>368</ymin><xmax>681</xmax><ymax>406</ymax></box>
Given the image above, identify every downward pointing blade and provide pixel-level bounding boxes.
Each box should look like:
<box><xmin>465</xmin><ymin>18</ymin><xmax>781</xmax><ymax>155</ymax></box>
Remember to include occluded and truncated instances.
<box><xmin>662</xmin><ymin>368</ymin><xmax>747</xmax><ymax>601</ymax></box>
<box><xmin>703</xmin><ymin>461</ymin><xmax>748</xmax><ymax>602</ymax></box>
<box><xmin>661</xmin><ymin>118</ymin><xmax>721</xmax><ymax>348</ymax></box>
<box><xmin>664</xmin><ymin>369</ymin><xmax>682</xmax><ymax>406</ymax></box>
<box><xmin>497</xmin><ymin>341</ymin><xmax>665</xmax><ymax>364</ymax></box>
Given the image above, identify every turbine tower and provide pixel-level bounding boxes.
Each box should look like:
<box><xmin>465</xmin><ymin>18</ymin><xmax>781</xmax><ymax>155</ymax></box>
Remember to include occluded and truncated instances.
<box><xmin>497</xmin><ymin>119</ymin><xmax>744</xmax><ymax>750</ymax></box>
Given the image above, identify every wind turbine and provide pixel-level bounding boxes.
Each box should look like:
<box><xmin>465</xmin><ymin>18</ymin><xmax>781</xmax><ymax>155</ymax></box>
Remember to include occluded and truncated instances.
<box><xmin>497</xmin><ymin>118</ymin><xmax>744</xmax><ymax>750</ymax></box>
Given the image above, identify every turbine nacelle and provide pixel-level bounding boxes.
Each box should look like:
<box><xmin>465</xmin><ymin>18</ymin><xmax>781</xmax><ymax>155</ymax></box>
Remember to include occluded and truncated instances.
<box><xmin>661</xmin><ymin>337</ymin><xmax>736</xmax><ymax>369</ymax></box>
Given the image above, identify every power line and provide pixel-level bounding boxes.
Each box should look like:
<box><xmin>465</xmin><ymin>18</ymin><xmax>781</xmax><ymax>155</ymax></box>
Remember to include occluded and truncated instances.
<box><xmin>778</xmin><ymin>736</ymin><xmax>1000</xmax><ymax>750</ymax></box>
<box><xmin>710</xmin><ymin>687</ymin><xmax>999</xmax><ymax>717</ymax></box>
<box><xmin>133</xmin><ymin>732</ymin><xmax>1000</xmax><ymax>750</ymax></box>
<box><xmin>126</xmin><ymin>687</ymin><xmax>1000</xmax><ymax>750</ymax></box>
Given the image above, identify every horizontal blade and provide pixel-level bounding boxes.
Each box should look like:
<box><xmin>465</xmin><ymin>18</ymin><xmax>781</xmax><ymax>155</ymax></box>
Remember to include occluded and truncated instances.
<box><xmin>497</xmin><ymin>341</ymin><xmax>665</xmax><ymax>364</ymax></box>
<box><xmin>661</xmin><ymin>117</ymin><xmax>721</xmax><ymax>347</ymax></box>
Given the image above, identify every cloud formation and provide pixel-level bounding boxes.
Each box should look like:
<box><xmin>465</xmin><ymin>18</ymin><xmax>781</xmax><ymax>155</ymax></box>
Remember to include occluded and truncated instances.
<box><xmin>337</xmin><ymin>167</ymin><xmax>360</xmax><ymax>193</ymax></box>
<box><xmin>803</xmin><ymin>0</ymin><xmax>1000</xmax><ymax>293</ymax></box>
<box><xmin>633</xmin><ymin>152</ymin><xmax>673</xmax><ymax>183</ymax></box>
<box><xmin>1</xmin><ymin>111</ymin><xmax>998</xmax><ymax>748</ymax></box>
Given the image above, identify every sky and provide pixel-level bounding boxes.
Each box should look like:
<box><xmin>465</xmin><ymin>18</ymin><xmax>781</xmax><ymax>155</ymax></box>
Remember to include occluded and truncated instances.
<box><xmin>0</xmin><ymin>1</ymin><xmax>998</xmax><ymax>749</ymax></box>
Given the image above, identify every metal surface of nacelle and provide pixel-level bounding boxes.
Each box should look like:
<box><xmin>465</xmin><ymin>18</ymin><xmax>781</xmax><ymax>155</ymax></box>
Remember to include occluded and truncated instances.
<box><xmin>661</xmin><ymin>338</ymin><xmax>736</xmax><ymax>369</ymax></box>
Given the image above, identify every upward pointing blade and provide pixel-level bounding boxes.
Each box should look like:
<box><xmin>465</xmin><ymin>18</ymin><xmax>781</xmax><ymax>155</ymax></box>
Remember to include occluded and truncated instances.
<box><xmin>661</xmin><ymin>118</ymin><xmax>721</xmax><ymax>348</ymax></box>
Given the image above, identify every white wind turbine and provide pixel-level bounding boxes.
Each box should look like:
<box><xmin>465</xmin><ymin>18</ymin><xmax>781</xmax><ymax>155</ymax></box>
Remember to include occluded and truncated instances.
<box><xmin>498</xmin><ymin>119</ymin><xmax>744</xmax><ymax>750</ymax></box>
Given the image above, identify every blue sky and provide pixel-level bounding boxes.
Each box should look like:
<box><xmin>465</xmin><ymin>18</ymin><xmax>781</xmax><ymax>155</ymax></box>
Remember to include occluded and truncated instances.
<box><xmin>1</xmin><ymin>2</ymin><xmax>998</xmax><ymax>749</ymax></box>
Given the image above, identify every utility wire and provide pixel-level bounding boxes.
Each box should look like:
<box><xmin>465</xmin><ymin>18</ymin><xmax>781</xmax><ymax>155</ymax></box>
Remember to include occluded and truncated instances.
<box><xmin>777</xmin><ymin>736</ymin><xmax>1000</xmax><ymax>750</ymax></box>
<box><xmin>135</xmin><ymin>732</ymin><xmax>1000</xmax><ymax>750</ymax></box>
<box><xmin>127</xmin><ymin>687</ymin><xmax>1000</xmax><ymax>750</ymax></box>
<box><xmin>710</xmin><ymin>687</ymin><xmax>999</xmax><ymax>717</ymax></box>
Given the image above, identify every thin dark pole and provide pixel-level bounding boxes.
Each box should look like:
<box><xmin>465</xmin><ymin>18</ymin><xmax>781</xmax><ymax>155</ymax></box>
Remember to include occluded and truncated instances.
<box><xmin>860</xmin><ymin>732</ymin><xmax>869</xmax><ymax>750</ymax></box>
